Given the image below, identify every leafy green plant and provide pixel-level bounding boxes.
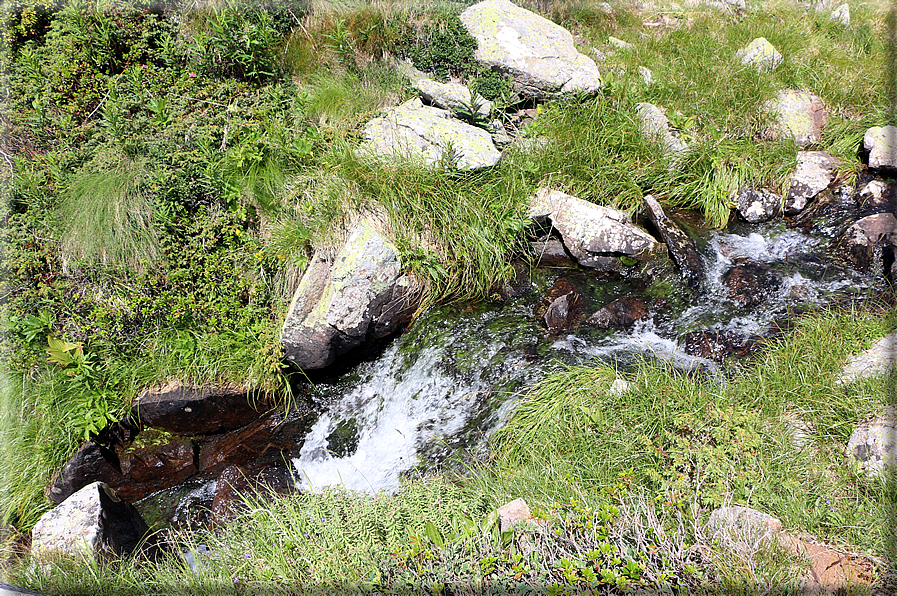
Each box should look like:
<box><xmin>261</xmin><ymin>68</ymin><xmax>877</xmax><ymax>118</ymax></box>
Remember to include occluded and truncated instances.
<box><xmin>399</xmin><ymin>12</ymin><xmax>480</xmax><ymax>82</ymax></box>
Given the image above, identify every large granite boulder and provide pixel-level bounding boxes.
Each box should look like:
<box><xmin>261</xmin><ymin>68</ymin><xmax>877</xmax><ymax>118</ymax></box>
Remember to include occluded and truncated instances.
<box><xmin>784</xmin><ymin>151</ymin><xmax>839</xmax><ymax>215</ymax></box>
<box><xmin>132</xmin><ymin>382</ymin><xmax>261</xmax><ymax>436</ymax></box>
<box><xmin>32</xmin><ymin>482</ymin><xmax>149</xmax><ymax>562</ymax></box>
<box><xmin>281</xmin><ymin>221</ymin><xmax>417</xmax><ymax>370</ymax></box>
<box><xmin>363</xmin><ymin>99</ymin><xmax>501</xmax><ymax>170</ymax></box>
<box><xmin>864</xmin><ymin>125</ymin><xmax>897</xmax><ymax>170</ymax></box>
<box><xmin>459</xmin><ymin>0</ymin><xmax>602</xmax><ymax>98</ymax></box>
<box><xmin>529</xmin><ymin>189</ymin><xmax>667</xmax><ymax>276</ymax></box>
<box><xmin>767</xmin><ymin>89</ymin><xmax>827</xmax><ymax>148</ymax></box>
<box><xmin>414</xmin><ymin>78</ymin><xmax>492</xmax><ymax>118</ymax></box>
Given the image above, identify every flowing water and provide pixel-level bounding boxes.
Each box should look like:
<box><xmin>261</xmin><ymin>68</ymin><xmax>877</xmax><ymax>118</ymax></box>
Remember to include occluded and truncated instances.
<box><xmin>291</xmin><ymin>218</ymin><xmax>876</xmax><ymax>493</ymax></box>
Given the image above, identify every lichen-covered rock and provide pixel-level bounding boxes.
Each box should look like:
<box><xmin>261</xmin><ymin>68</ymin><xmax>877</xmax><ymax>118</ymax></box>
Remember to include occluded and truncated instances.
<box><xmin>830</xmin><ymin>3</ymin><xmax>850</xmax><ymax>25</ymax></box>
<box><xmin>414</xmin><ymin>78</ymin><xmax>492</xmax><ymax>118</ymax></box>
<box><xmin>839</xmin><ymin>212</ymin><xmax>897</xmax><ymax>272</ymax></box>
<box><xmin>636</xmin><ymin>103</ymin><xmax>688</xmax><ymax>157</ymax></box>
<box><xmin>32</xmin><ymin>482</ymin><xmax>149</xmax><ymax>561</ymax></box>
<box><xmin>838</xmin><ymin>331</ymin><xmax>897</xmax><ymax>384</ymax></box>
<box><xmin>362</xmin><ymin>99</ymin><xmax>501</xmax><ymax>170</ymax></box>
<box><xmin>864</xmin><ymin>125</ymin><xmax>897</xmax><ymax>170</ymax></box>
<box><xmin>529</xmin><ymin>188</ymin><xmax>667</xmax><ymax>275</ymax></box>
<box><xmin>735</xmin><ymin>187</ymin><xmax>781</xmax><ymax>223</ymax></box>
<box><xmin>281</xmin><ymin>221</ymin><xmax>417</xmax><ymax>370</ymax></box>
<box><xmin>735</xmin><ymin>37</ymin><xmax>782</xmax><ymax>71</ymax></box>
<box><xmin>846</xmin><ymin>407</ymin><xmax>897</xmax><ymax>477</ymax></box>
<box><xmin>643</xmin><ymin>195</ymin><xmax>704</xmax><ymax>287</ymax></box>
<box><xmin>459</xmin><ymin>0</ymin><xmax>602</xmax><ymax>98</ymax></box>
<box><xmin>767</xmin><ymin>89</ymin><xmax>826</xmax><ymax>148</ymax></box>
<box><xmin>785</xmin><ymin>151</ymin><xmax>839</xmax><ymax>215</ymax></box>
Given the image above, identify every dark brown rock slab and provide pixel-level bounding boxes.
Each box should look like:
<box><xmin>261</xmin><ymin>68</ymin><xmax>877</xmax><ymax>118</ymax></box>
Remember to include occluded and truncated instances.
<box><xmin>585</xmin><ymin>297</ymin><xmax>649</xmax><ymax>331</ymax></box>
<box><xmin>47</xmin><ymin>441</ymin><xmax>125</xmax><ymax>505</ymax></box>
<box><xmin>839</xmin><ymin>212</ymin><xmax>897</xmax><ymax>271</ymax></box>
<box><xmin>132</xmin><ymin>382</ymin><xmax>263</xmax><ymax>436</ymax></box>
<box><xmin>721</xmin><ymin>260</ymin><xmax>781</xmax><ymax>308</ymax></box>
<box><xmin>198</xmin><ymin>409</ymin><xmax>308</xmax><ymax>477</ymax></box>
<box><xmin>113</xmin><ymin>438</ymin><xmax>198</xmax><ymax>503</ymax></box>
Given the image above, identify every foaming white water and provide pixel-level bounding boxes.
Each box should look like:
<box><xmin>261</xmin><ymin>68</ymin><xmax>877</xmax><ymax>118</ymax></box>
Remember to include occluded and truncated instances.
<box><xmin>709</xmin><ymin>229</ymin><xmax>818</xmax><ymax>264</ymax></box>
<box><xmin>552</xmin><ymin>319</ymin><xmax>718</xmax><ymax>374</ymax></box>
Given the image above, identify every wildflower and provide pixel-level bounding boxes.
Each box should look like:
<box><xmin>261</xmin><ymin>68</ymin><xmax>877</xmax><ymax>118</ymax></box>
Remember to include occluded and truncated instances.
<box><xmin>189</xmin><ymin>72</ymin><xmax>197</xmax><ymax>78</ymax></box>
<box><xmin>233</xmin><ymin>576</ymin><xmax>240</xmax><ymax>583</ymax></box>
<box><xmin>244</xmin><ymin>552</ymin><xmax>251</xmax><ymax>559</ymax></box>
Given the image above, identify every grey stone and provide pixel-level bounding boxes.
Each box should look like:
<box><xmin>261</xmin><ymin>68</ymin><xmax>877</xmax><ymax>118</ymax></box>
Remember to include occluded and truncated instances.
<box><xmin>735</xmin><ymin>37</ymin><xmax>783</xmax><ymax>71</ymax></box>
<box><xmin>784</xmin><ymin>151</ymin><xmax>839</xmax><ymax>215</ymax></box>
<box><xmin>636</xmin><ymin>103</ymin><xmax>688</xmax><ymax>157</ymax></box>
<box><xmin>362</xmin><ymin>99</ymin><xmax>501</xmax><ymax>170</ymax></box>
<box><xmin>530</xmin><ymin>237</ymin><xmax>572</xmax><ymax>266</ymax></box>
<box><xmin>529</xmin><ymin>188</ymin><xmax>667</xmax><ymax>275</ymax></box>
<box><xmin>830</xmin><ymin>3</ymin><xmax>850</xmax><ymax>25</ymax></box>
<box><xmin>846</xmin><ymin>407</ymin><xmax>897</xmax><ymax>477</ymax></box>
<box><xmin>767</xmin><ymin>89</ymin><xmax>827</xmax><ymax>148</ymax></box>
<box><xmin>839</xmin><ymin>213</ymin><xmax>897</xmax><ymax>272</ymax></box>
<box><xmin>414</xmin><ymin>78</ymin><xmax>492</xmax><ymax>118</ymax></box>
<box><xmin>32</xmin><ymin>482</ymin><xmax>149</xmax><ymax>562</ymax></box>
<box><xmin>736</xmin><ymin>187</ymin><xmax>781</xmax><ymax>223</ymax></box>
<box><xmin>496</xmin><ymin>498</ymin><xmax>533</xmax><ymax>532</ymax></box>
<box><xmin>864</xmin><ymin>126</ymin><xmax>897</xmax><ymax>170</ymax></box>
<box><xmin>607</xmin><ymin>36</ymin><xmax>634</xmax><ymax>51</ymax></box>
<box><xmin>491</xmin><ymin>119</ymin><xmax>513</xmax><ymax>145</ymax></box>
<box><xmin>459</xmin><ymin>0</ymin><xmax>602</xmax><ymax>98</ymax></box>
<box><xmin>643</xmin><ymin>194</ymin><xmax>705</xmax><ymax>288</ymax></box>
<box><xmin>638</xmin><ymin>66</ymin><xmax>653</xmax><ymax>85</ymax></box>
<box><xmin>281</xmin><ymin>221</ymin><xmax>417</xmax><ymax>370</ymax></box>
<box><xmin>706</xmin><ymin>506</ymin><xmax>783</xmax><ymax>541</ymax></box>
<box><xmin>0</xmin><ymin>583</ymin><xmax>52</xmax><ymax>596</ymax></box>
<box><xmin>838</xmin><ymin>331</ymin><xmax>897</xmax><ymax>384</ymax></box>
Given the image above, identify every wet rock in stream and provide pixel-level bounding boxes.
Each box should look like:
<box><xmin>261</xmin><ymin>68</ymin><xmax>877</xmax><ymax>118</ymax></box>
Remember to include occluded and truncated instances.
<box><xmin>681</xmin><ymin>330</ymin><xmax>756</xmax><ymax>362</ymax></box>
<box><xmin>721</xmin><ymin>259</ymin><xmax>782</xmax><ymax>308</ymax></box>
<box><xmin>643</xmin><ymin>195</ymin><xmax>705</xmax><ymax>289</ymax></box>
<box><xmin>585</xmin><ymin>297</ymin><xmax>650</xmax><ymax>331</ymax></box>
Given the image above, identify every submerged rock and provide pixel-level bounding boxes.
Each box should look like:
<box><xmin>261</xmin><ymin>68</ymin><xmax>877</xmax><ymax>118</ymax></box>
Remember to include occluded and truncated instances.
<box><xmin>643</xmin><ymin>195</ymin><xmax>704</xmax><ymax>288</ymax></box>
<box><xmin>846</xmin><ymin>407</ymin><xmax>897</xmax><ymax>477</ymax></box>
<box><xmin>362</xmin><ymin>99</ymin><xmax>501</xmax><ymax>170</ymax></box>
<box><xmin>538</xmin><ymin>277</ymin><xmax>584</xmax><ymax>334</ymax></box>
<box><xmin>459</xmin><ymin>0</ymin><xmax>602</xmax><ymax>98</ymax></box>
<box><xmin>132</xmin><ymin>382</ymin><xmax>261</xmax><ymax>436</ymax></box>
<box><xmin>784</xmin><ymin>151</ymin><xmax>839</xmax><ymax>215</ymax></box>
<box><xmin>210</xmin><ymin>464</ymin><xmax>295</xmax><ymax>525</ymax></box>
<box><xmin>281</xmin><ymin>220</ymin><xmax>417</xmax><ymax>371</ymax></box>
<box><xmin>721</xmin><ymin>259</ymin><xmax>781</xmax><ymax>308</ymax></box>
<box><xmin>414</xmin><ymin>78</ymin><xmax>492</xmax><ymax>118</ymax></box>
<box><xmin>767</xmin><ymin>89</ymin><xmax>827</xmax><ymax>148</ymax></box>
<box><xmin>681</xmin><ymin>330</ymin><xmax>755</xmax><ymax>362</ymax></box>
<box><xmin>32</xmin><ymin>482</ymin><xmax>149</xmax><ymax>562</ymax></box>
<box><xmin>529</xmin><ymin>188</ymin><xmax>667</xmax><ymax>276</ymax></box>
<box><xmin>115</xmin><ymin>437</ymin><xmax>197</xmax><ymax>503</ymax></box>
<box><xmin>839</xmin><ymin>212</ymin><xmax>897</xmax><ymax>272</ymax></box>
<box><xmin>735</xmin><ymin>187</ymin><xmax>781</xmax><ymax>223</ymax></box>
<box><xmin>864</xmin><ymin>125</ymin><xmax>897</xmax><ymax>170</ymax></box>
<box><xmin>735</xmin><ymin>37</ymin><xmax>782</xmax><ymax>71</ymax></box>
<box><xmin>636</xmin><ymin>103</ymin><xmax>688</xmax><ymax>158</ymax></box>
<box><xmin>585</xmin><ymin>297</ymin><xmax>649</xmax><ymax>331</ymax></box>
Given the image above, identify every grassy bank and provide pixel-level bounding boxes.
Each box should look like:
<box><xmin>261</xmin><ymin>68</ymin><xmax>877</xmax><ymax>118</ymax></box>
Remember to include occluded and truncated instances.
<box><xmin>2</xmin><ymin>0</ymin><xmax>896</xmax><ymax>592</ymax></box>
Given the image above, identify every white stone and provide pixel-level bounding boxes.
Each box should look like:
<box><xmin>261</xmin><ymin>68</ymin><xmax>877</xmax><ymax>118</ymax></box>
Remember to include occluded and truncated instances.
<box><xmin>706</xmin><ymin>506</ymin><xmax>783</xmax><ymax>542</ymax></box>
<box><xmin>609</xmin><ymin>378</ymin><xmax>631</xmax><ymax>395</ymax></box>
<box><xmin>608</xmin><ymin>36</ymin><xmax>634</xmax><ymax>51</ymax></box>
<box><xmin>638</xmin><ymin>66</ymin><xmax>653</xmax><ymax>85</ymax></box>
<box><xmin>735</xmin><ymin>37</ymin><xmax>783</xmax><ymax>71</ymax></box>
<box><xmin>858</xmin><ymin>180</ymin><xmax>888</xmax><ymax>203</ymax></box>
<box><xmin>784</xmin><ymin>151</ymin><xmax>839</xmax><ymax>215</ymax></box>
<box><xmin>830</xmin><ymin>3</ymin><xmax>850</xmax><ymax>25</ymax></box>
<box><xmin>460</xmin><ymin>0</ymin><xmax>602</xmax><ymax>98</ymax></box>
<box><xmin>838</xmin><ymin>332</ymin><xmax>897</xmax><ymax>384</ymax></box>
<box><xmin>864</xmin><ymin>126</ymin><xmax>897</xmax><ymax>169</ymax></box>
